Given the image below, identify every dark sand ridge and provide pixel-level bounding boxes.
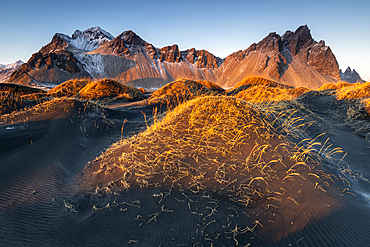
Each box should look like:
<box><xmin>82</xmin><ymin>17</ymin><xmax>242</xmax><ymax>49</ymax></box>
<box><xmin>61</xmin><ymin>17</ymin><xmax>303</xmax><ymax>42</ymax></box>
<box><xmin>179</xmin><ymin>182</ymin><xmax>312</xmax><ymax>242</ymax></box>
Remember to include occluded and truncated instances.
<box><xmin>268</xmin><ymin>89</ymin><xmax>370</xmax><ymax>246</ymax></box>
<box><xmin>77</xmin><ymin>95</ymin><xmax>351</xmax><ymax>245</ymax></box>
<box><xmin>1</xmin><ymin>80</ymin><xmax>370</xmax><ymax>246</ymax></box>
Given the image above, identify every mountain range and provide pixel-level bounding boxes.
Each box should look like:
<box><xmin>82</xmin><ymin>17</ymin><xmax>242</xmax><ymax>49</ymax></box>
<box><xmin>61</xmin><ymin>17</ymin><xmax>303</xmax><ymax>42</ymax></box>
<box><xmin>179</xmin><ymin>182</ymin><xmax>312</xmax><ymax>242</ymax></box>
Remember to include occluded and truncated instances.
<box><xmin>4</xmin><ymin>25</ymin><xmax>361</xmax><ymax>89</ymax></box>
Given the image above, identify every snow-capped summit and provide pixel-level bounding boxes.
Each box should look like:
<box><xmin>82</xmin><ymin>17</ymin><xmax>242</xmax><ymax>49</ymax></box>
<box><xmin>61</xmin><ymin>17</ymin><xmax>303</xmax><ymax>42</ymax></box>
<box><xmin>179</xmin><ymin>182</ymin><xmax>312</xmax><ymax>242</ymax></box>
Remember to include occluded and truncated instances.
<box><xmin>69</xmin><ymin>26</ymin><xmax>114</xmax><ymax>52</ymax></box>
<box><xmin>0</xmin><ymin>60</ymin><xmax>24</xmax><ymax>83</ymax></box>
<box><xmin>72</xmin><ymin>26</ymin><xmax>114</xmax><ymax>42</ymax></box>
<box><xmin>0</xmin><ymin>60</ymin><xmax>23</xmax><ymax>69</ymax></box>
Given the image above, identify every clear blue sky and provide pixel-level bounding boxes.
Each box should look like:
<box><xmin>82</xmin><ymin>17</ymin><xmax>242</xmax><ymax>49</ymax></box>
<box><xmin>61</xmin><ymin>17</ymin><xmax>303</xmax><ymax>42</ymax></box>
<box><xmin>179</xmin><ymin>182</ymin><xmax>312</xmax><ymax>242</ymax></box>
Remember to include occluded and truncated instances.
<box><xmin>1</xmin><ymin>0</ymin><xmax>369</xmax><ymax>80</ymax></box>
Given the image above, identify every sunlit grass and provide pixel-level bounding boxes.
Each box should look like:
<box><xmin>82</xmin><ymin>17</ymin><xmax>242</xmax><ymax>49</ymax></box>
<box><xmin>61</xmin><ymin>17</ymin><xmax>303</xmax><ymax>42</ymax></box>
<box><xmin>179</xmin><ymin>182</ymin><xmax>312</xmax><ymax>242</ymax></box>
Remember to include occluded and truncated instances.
<box><xmin>231</xmin><ymin>77</ymin><xmax>293</xmax><ymax>91</ymax></box>
<box><xmin>78</xmin><ymin>79</ymin><xmax>145</xmax><ymax>101</ymax></box>
<box><xmin>336</xmin><ymin>81</ymin><xmax>370</xmax><ymax>100</ymax></box>
<box><xmin>82</xmin><ymin>92</ymin><xmax>349</xmax><ymax>242</ymax></box>
<box><xmin>0</xmin><ymin>92</ymin><xmax>28</xmax><ymax>115</ymax></box>
<box><xmin>233</xmin><ymin>85</ymin><xmax>310</xmax><ymax>103</ymax></box>
<box><xmin>142</xmin><ymin>79</ymin><xmax>222</xmax><ymax>106</ymax></box>
<box><xmin>89</xmin><ymin>94</ymin><xmax>342</xmax><ymax>200</ymax></box>
<box><xmin>48</xmin><ymin>79</ymin><xmax>91</xmax><ymax>97</ymax></box>
<box><xmin>318</xmin><ymin>81</ymin><xmax>354</xmax><ymax>91</ymax></box>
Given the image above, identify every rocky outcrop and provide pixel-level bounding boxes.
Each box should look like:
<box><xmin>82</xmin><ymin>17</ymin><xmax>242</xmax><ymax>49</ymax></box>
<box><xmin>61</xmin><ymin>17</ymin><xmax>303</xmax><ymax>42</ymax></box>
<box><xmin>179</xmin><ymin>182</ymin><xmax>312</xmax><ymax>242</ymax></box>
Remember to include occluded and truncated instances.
<box><xmin>282</xmin><ymin>25</ymin><xmax>340</xmax><ymax>79</ymax></box>
<box><xmin>282</xmin><ymin>25</ymin><xmax>313</xmax><ymax>56</ymax></box>
<box><xmin>7</xmin><ymin>50</ymin><xmax>89</xmax><ymax>85</ymax></box>
<box><xmin>158</xmin><ymin>45</ymin><xmax>182</xmax><ymax>63</ymax></box>
<box><xmin>340</xmin><ymin>67</ymin><xmax>364</xmax><ymax>83</ymax></box>
<box><xmin>181</xmin><ymin>48</ymin><xmax>223</xmax><ymax>69</ymax></box>
<box><xmin>39</xmin><ymin>34</ymin><xmax>69</xmax><ymax>54</ymax></box>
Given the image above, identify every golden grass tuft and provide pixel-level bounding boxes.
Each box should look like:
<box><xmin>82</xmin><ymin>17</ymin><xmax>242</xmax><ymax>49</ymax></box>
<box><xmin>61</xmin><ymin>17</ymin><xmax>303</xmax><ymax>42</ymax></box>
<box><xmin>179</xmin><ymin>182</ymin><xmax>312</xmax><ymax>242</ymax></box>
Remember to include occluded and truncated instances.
<box><xmin>0</xmin><ymin>83</ymin><xmax>47</xmax><ymax>101</ymax></box>
<box><xmin>142</xmin><ymin>79</ymin><xmax>220</xmax><ymax>106</ymax></box>
<box><xmin>48</xmin><ymin>79</ymin><xmax>91</xmax><ymax>97</ymax></box>
<box><xmin>0</xmin><ymin>98</ymin><xmax>76</xmax><ymax>124</ymax></box>
<box><xmin>336</xmin><ymin>81</ymin><xmax>370</xmax><ymax>100</ymax></box>
<box><xmin>230</xmin><ymin>77</ymin><xmax>293</xmax><ymax>92</ymax></box>
<box><xmin>318</xmin><ymin>81</ymin><xmax>354</xmax><ymax>91</ymax></box>
<box><xmin>0</xmin><ymin>83</ymin><xmax>45</xmax><ymax>96</ymax></box>
<box><xmin>78</xmin><ymin>79</ymin><xmax>146</xmax><ymax>101</ymax></box>
<box><xmin>81</xmin><ymin>95</ymin><xmax>345</xmax><ymax>241</ymax></box>
<box><xmin>138</xmin><ymin>87</ymin><xmax>147</xmax><ymax>93</ymax></box>
<box><xmin>87</xmin><ymin>95</ymin><xmax>339</xmax><ymax>202</ymax></box>
<box><xmin>0</xmin><ymin>92</ymin><xmax>28</xmax><ymax>115</ymax></box>
<box><xmin>289</xmin><ymin>86</ymin><xmax>312</xmax><ymax>97</ymax></box>
<box><xmin>233</xmin><ymin>85</ymin><xmax>310</xmax><ymax>103</ymax></box>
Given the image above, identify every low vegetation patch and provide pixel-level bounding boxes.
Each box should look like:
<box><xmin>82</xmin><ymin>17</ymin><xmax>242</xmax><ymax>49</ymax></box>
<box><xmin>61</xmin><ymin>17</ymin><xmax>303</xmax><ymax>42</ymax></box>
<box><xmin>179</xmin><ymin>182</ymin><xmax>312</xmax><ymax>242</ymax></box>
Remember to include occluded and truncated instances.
<box><xmin>336</xmin><ymin>81</ymin><xmax>370</xmax><ymax>100</ymax></box>
<box><xmin>78</xmin><ymin>79</ymin><xmax>146</xmax><ymax>102</ymax></box>
<box><xmin>318</xmin><ymin>81</ymin><xmax>354</xmax><ymax>91</ymax></box>
<box><xmin>83</xmin><ymin>95</ymin><xmax>346</xmax><ymax>241</ymax></box>
<box><xmin>48</xmin><ymin>79</ymin><xmax>91</xmax><ymax>97</ymax></box>
<box><xmin>232</xmin><ymin>84</ymin><xmax>310</xmax><ymax>103</ymax></box>
<box><xmin>228</xmin><ymin>77</ymin><xmax>293</xmax><ymax>95</ymax></box>
<box><xmin>0</xmin><ymin>92</ymin><xmax>29</xmax><ymax>115</ymax></box>
<box><xmin>141</xmin><ymin>79</ymin><xmax>221</xmax><ymax>106</ymax></box>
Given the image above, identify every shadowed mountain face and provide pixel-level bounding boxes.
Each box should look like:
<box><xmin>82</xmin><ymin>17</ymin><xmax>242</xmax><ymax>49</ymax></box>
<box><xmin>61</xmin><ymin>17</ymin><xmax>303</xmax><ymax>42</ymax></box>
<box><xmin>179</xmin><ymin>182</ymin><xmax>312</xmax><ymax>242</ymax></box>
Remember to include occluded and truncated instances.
<box><xmin>340</xmin><ymin>66</ymin><xmax>364</xmax><ymax>83</ymax></box>
<box><xmin>7</xmin><ymin>25</ymin><xmax>340</xmax><ymax>89</ymax></box>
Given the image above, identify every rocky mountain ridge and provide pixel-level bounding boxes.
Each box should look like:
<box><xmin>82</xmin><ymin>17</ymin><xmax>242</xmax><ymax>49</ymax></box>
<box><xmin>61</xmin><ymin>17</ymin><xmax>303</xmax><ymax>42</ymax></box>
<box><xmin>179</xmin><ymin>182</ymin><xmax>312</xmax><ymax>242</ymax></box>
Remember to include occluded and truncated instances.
<box><xmin>0</xmin><ymin>60</ymin><xmax>24</xmax><ymax>83</ymax></box>
<box><xmin>340</xmin><ymin>67</ymin><xmax>364</xmax><ymax>83</ymax></box>
<box><xmin>6</xmin><ymin>25</ymin><xmax>345</xmax><ymax>89</ymax></box>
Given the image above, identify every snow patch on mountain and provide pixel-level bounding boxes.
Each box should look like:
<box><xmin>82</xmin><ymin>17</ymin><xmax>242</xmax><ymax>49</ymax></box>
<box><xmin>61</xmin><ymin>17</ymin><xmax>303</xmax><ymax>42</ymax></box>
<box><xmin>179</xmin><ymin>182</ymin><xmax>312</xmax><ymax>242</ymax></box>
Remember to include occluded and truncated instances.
<box><xmin>69</xmin><ymin>26</ymin><xmax>114</xmax><ymax>52</ymax></box>
<box><xmin>77</xmin><ymin>53</ymin><xmax>136</xmax><ymax>79</ymax></box>
<box><xmin>54</xmin><ymin>26</ymin><xmax>114</xmax><ymax>53</ymax></box>
<box><xmin>77</xmin><ymin>54</ymin><xmax>105</xmax><ymax>78</ymax></box>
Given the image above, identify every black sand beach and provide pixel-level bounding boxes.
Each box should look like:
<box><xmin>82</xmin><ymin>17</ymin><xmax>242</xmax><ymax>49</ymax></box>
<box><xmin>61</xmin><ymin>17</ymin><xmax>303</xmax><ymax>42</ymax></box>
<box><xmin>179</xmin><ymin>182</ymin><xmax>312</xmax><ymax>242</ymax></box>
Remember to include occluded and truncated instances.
<box><xmin>1</xmin><ymin>82</ymin><xmax>370</xmax><ymax>246</ymax></box>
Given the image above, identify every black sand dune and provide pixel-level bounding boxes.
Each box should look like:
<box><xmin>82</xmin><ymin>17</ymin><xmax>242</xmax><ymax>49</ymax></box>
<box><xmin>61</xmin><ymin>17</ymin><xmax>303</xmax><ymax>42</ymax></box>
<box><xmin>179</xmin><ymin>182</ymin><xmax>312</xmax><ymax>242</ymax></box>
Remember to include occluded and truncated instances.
<box><xmin>0</xmin><ymin>84</ymin><xmax>370</xmax><ymax>246</ymax></box>
<box><xmin>0</xmin><ymin>99</ymin><xmax>156</xmax><ymax>246</ymax></box>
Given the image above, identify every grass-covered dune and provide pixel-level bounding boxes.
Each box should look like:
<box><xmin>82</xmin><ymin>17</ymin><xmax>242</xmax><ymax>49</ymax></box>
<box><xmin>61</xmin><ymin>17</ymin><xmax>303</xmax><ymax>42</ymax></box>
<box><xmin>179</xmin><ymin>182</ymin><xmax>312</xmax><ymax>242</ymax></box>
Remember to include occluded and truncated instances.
<box><xmin>80</xmin><ymin>95</ymin><xmax>346</xmax><ymax>242</ymax></box>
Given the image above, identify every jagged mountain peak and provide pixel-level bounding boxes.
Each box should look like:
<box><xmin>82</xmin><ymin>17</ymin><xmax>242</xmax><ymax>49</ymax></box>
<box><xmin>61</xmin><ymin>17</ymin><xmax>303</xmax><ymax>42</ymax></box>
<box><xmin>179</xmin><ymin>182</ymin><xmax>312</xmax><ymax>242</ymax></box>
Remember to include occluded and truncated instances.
<box><xmin>340</xmin><ymin>66</ymin><xmax>364</xmax><ymax>83</ymax></box>
<box><xmin>72</xmin><ymin>26</ymin><xmax>114</xmax><ymax>41</ymax></box>
<box><xmin>294</xmin><ymin>25</ymin><xmax>310</xmax><ymax>35</ymax></box>
<box><xmin>256</xmin><ymin>32</ymin><xmax>282</xmax><ymax>52</ymax></box>
<box><xmin>8</xmin><ymin>60</ymin><xmax>24</xmax><ymax>68</ymax></box>
<box><xmin>282</xmin><ymin>25</ymin><xmax>313</xmax><ymax>55</ymax></box>
<box><xmin>0</xmin><ymin>60</ymin><xmax>23</xmax><ymax>69</ymax></box>
<box><xmin>116</xmin><ymin>30</ymin><xmax>148</xmax><ymax>47</ymax></box>
<box><xmin>41</xmin><ymin>27</ymin><xmax>114</xmax><ymax>54</ymax></box>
